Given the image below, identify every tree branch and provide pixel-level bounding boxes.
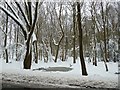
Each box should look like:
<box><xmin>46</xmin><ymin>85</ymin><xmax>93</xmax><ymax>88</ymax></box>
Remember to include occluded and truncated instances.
<box><xmin>27</xmin><ymin>2</ymin><xmax>39</xmax><ymax>43</ymax></box>
<box><xmin>28</xmin><ymin>1</ymin><xmax>32</xmax><ymax>25</ymax></box>
<box><xmin>5</xmin><ymin>1</ymin><xmax>18</xmax><ymax>19</ymax></box>
<box><xmin>15</xmin><ymin>1</ymin><xmax>30</xmax><ymax>28</ymax></box>
<box><xmin>0</xmin><ymin>5</ymin><xmax>27</xmax><ymax>40</ymax></box>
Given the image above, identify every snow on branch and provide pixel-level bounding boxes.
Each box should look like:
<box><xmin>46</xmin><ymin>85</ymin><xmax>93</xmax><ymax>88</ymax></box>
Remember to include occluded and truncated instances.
<box><xmin>32</xmin><ymin>32</ymin><xmax>37</xmax><ymax>42</ymax></box>
<box><xmin>0</xmin><ymin>5</ymin><xmax>28</xmax><ymax>37</ymax></box>
<box><xmin>53</xmin><ymin>38</ymin><xmax>58</xmax><ymax>46</ymax></box>
<box><xmin>5</xmin><ymin>1</ymin><xmax>19</xmax><ymax>19</ymax></box>
<box><xmin>0</xmin><ymin>6</ymin><xmax>18</xmax><ymax>24</ymax></box>
<box><xmin>15</xmin><ymin>1</ymin><xmax>30</xmax><ymax>27</ymax></box>
<box><xmin>5</xmin><ymin>1</ymin><xmax>28</xmax><ymax>32</ymax></box>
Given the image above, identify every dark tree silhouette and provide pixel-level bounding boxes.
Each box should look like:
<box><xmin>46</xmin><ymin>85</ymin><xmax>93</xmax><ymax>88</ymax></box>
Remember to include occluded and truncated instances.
<box><xmin>77</xmin><ymin>2</ymin><xmax>88</xmax><ymax>76</ymax></box>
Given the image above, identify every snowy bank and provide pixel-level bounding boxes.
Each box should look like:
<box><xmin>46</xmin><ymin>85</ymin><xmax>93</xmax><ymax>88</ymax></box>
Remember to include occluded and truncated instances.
<box><xmin>1</xmin><ymin>57</ymin><xmax>118</xmax><ymax>89</ymax></box>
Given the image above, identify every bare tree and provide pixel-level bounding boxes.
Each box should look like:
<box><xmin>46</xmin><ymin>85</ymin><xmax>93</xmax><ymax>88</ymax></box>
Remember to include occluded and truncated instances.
<box><xmin>90</xmin><ymin>2</ymin><xmax>97</xmax><ymax>66</ymax></box>
<box><xmin>101</xmin><ymin>2</ymin><xmax>108</xmax><ymax>71</ymax></box>
<box><xmin>54</xmin><ymin>3</ymin><xmax>64</xmax><ymax>62</ymax></box>
<box><xmin>0</xmin><ymin>1</ymin><xmax>42</xmax><ymax>69</ymax></box>
<box><xmin>118</xmin><ymin>2</ymin><xmax>120</xmax><ymax>64</ymax></box>
<box><xmin>4</xmin><ymin>9</ymin><xmax>8</xmax><ymax>63</ymax></box>
<box><xmin>72</xmin><ymin>2</ymin><xmax>76</xmax><ymax>63</ymax></box>
<box><xmin>77</xmin><ymin>2</ymin><xmax>88</xmax><ymax>76</ymax></box>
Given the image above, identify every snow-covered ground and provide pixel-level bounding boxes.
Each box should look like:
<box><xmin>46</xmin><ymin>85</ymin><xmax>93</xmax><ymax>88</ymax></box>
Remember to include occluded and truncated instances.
<box><xmin>1</xmin><ymin>57</ymin><xmax>118</xmax><ymax>89</ymax></box>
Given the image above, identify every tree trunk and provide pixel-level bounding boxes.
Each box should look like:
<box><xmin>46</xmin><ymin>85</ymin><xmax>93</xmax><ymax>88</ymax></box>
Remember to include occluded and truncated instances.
<box><xmin>23</xmin><ymin>41</ymin><xmax>32</xmax><ymax>69</ymax></box>
<box><xmin>50</xmin><ymin>34</ymin><xmax>53</xmax><ymax>56</ymax></box>
<box><xmin>77</xmin><ymin>2</ymin><xmax>88</xmax><ymax>76</ymax></box>
<box><xmin>5</xmin><ymin>49</ymin><xmax>8</xmax><ymax>63</ymax></box>
<box><xmin>16</xmin><ymin>26</ymin><xmax>19</xmax><ymax>61</ymax></box>
<box><xmin>94</xmin><ymin>39</ymin><xmax>97</xmax><ymax>66</ymax></box>
<box><xmin>54</xmin><ymin>35</ymin><xmax>64</xmax><ymax>62</ymax></box>
<box><xmin>118</xmin><ymin>2</ymin><xmax>120</xmax><ymax>63</ymax></box>
<box><xmin>61</xmin><ymin>46</ymin><xmax>65</xmax><ymax>61</ymax></box>
<box><xmin>35</xmin><ymin>41</ymin><xmax>38</xmax><ymax>63</ymax></box>
<box><xmin>93</xmin><ymin>16</ymin><xmax>97</xmax><ymax>66</ymax></box>
<box><xmin>0</xmin><ymin>1</ymin><xmax>39</xmax><ymax>69</ymax></box>
<box><xmin>65</xmin><ymin>37</ymin><xmax>68</xmax><ymax>60</ymax></box>
<box><xmin>5</xmin><ymin>13</ymin><xmax>8</xmax><ymax>63</ymax></box>
<box><xmin>33</xmin><ymin>41</ymin><xmax>38</xmax><ymax>64</ymax></box>
<box><xmin>54</xmin><ymin>45</ymin><xmax>60</xmax><ymax>62</ymax></box>
<box><xmin>101</xmin><ymin>2</ymin><xmax>108</xmax><ymax>71</ymax></box>
<box><xmin>105</xmin><ymin>3</ymin><xmax>109</xmax><ymax>62</ymax></box>
<box><xmin>93</xmin><ymin>5</ymin><xmax>105</xmax><ymax>62</ymax></box>
<box><xmin>73</xmin><ymin>3</ymin><xmax>76</xmax><ymax>63</ymax></box>
<box><xmin>90</xmin><ymin>2</ymin><xmax>97</xmax><ymax>66</ymax></box>
<box><xmin>23</xmin><ymin>2</ymin><xmax>39</xmax><ymax>69</ymax></box>
<box><xmin>54</xmin><ymin>4</ymin><xmax>64</xmax><ymax>63</ymax></box>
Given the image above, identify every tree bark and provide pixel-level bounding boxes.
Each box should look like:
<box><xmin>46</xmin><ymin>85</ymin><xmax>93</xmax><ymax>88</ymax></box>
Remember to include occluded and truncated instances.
<box><xmin>101</xmin><ymin>2</ymin><xmax>108</xmax><ymax>71</ymax></box>
<box><xmin>65</xmin><ymin>37</ymin><xmax>68</xmax><ymax>60</ymax></box>
<box><xmin>0</xmin><ymin>1</ymin><xmax>40</xmax><ymax>69</ymax></box>
<box><xmin>77</xmin><ymin>2</ymin><xmax>88</xmax><ymax>76</ymax></box>
<box><xmin>33</xmin><ymin>41</ymin><xmax>38</xmax><ymax>63</ymax></box>
<box><xmin>118</xmin><ymin>2</ymin><xmax>120</xmax><ymax>66</ymax></box>
<box><xmin>90</xmin><ymin>2</ymin><xmax>97</xmax><ymax>66</ymax></box>
<box><xmin>54</xmin><ymin>4</ymin><xmax>64</xmax><ymax>63</ymax></box>
<box><xmin>105</xmin><ymin>3</ymin><xmax>109</xmax><ymax>61</ymax></box>
<box><xmin>5</xmin><ymin>13</ymin><xmax>8</xmax><ymax>63</ymax></box>
<box><xmin>23</xmin><ymin>2</ymin><xmax>39</xmax><ymax>69</ymax></box>
<box><xmin>15</xmin><ymin>25</ymin><xmax>19</xmax><ymax>61</ymax></box>
<box><xmin>23</xmin><ymin>42</ymin><xmax>32</xmax><ymax>69</ymax></box>
<box><xmin>54</xmin><ymin>37</ymin><xmax>64</xmax><ymax>62</ymax></box>
<box><xmin>73</xmin><ymin>3</ymin><xmax>76</xmax><ymax>63</ymax></box>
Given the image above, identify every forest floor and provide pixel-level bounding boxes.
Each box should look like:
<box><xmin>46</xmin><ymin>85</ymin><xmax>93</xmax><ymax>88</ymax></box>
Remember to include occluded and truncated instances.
<box><xmin>0</xmin><ymin>57</ymin><xmax>119</xmax><ymax>89</ymax></box>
